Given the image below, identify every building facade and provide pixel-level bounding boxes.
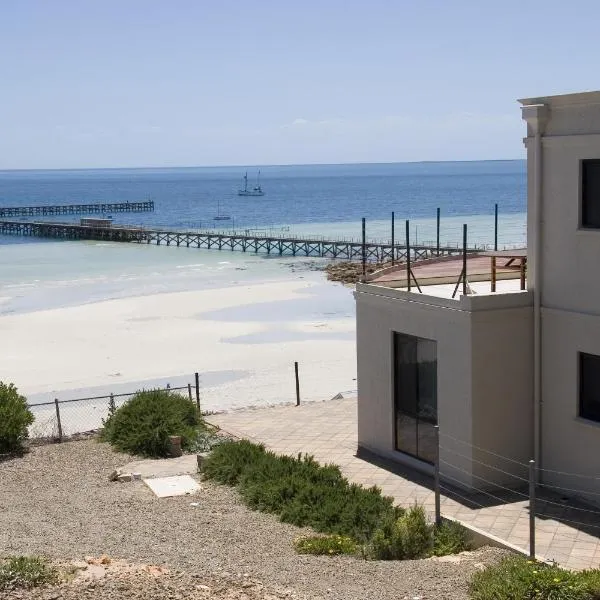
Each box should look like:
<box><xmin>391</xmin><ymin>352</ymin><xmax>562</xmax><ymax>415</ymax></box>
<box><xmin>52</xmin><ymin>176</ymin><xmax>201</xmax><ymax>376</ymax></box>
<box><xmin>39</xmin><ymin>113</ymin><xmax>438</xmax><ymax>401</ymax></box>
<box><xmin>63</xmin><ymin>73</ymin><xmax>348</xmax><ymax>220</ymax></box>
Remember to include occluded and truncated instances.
<box><xmin>355</xmin><ymin>90</ymin><xmax>600</xmax><ymax>502</ymax></box>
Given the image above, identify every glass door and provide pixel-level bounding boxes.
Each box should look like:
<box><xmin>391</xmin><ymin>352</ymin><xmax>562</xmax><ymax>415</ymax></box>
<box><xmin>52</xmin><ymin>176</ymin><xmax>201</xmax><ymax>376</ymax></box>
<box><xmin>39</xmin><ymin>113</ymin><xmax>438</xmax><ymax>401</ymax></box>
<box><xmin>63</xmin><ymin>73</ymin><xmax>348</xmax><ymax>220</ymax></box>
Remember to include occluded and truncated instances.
<box><xmin>394</xmin><ymin>333</ymin><xmax>437</xmax><ymax>464</ymax></box>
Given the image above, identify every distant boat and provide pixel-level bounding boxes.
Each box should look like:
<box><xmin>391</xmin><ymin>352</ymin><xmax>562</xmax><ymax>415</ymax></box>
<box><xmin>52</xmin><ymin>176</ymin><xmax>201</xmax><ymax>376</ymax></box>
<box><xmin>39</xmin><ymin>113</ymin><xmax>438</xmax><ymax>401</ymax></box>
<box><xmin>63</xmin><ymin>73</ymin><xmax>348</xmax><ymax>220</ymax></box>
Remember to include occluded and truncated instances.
<box><xmin>213</xmin><ymin>200</ymin><xmax>231</xmax><ymax>221</ymax></box>
<box><xmin>238</xmin><ymin>171</ymin><xmax>265</xmax><ymax>196</ymax></box>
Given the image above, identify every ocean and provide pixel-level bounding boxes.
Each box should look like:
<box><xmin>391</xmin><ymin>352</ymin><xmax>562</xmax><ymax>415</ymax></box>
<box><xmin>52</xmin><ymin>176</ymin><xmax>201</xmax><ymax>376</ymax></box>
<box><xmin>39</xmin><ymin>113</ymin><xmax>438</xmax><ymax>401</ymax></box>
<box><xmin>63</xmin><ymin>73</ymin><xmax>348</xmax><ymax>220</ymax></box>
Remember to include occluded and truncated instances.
<box><xmin>0</xmin><ymin>160</ymin><xmax>527</xmax><ymax>417</ymax></box>
<box><xmin>0</xmin><ymin>160</ymin><xmax>526</xmax><ymax>316</ymax></box>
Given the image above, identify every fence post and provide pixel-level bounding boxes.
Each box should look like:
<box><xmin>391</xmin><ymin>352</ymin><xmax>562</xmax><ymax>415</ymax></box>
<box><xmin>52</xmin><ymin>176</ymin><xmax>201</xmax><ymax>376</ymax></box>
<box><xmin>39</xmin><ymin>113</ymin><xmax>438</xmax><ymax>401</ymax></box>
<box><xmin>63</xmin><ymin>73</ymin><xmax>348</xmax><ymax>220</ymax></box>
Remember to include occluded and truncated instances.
<box><xmin>529</xmin><ymin>459</ymin><xmax>536</xmax><ymax>559</ymax></box>
<box><xmin>361</xmin><ymin>218</ymin><xmax>366</xmax><ymax>281</ymax></box>
<box><xmin>405</xmin><ymin>220</ymin><xmax>411</xmax><ymax>292</ymax></box>
<box><xmin>391</xmin><ymin>211</ymin><xmax>395</xmax><ymax>266</ymax></box>
<box><xmin>434</xmin><ymin>425</ymin><xmax>441</xmax><ymax>525</ymax></box>
<box><xmin>494</xmin><ymin>203</ymin><xmax>499</xmax><ymax>251</ymax></box>
<box><xmin>294</xmin><ymin>361</ymin><xmax>301</xmax><ymax>406</ymax></box>
<box><xmin>166</xmin><ymin>382</ymin><xmax>170</xmax><ymax>390</ymax></box>
<box><xmin>436</xmin><ymin>207</ymin><xmax>441</xmax><ymax>257</ymax></box>
<box><xmin>194</xmin><ymin>372</ymin><xmax>200</xmax><ymax>412</ymax></box>
<box><xmin>188</xmin><ymin>383</ymin><xmax>193</xmax><ymax>403</ymax></box>
<box><xmin>462</xmin><ymin>224</ymin><xmax>467</xmax><ymax>296</ymax></box>
<box><xmin>54</xmin><ymin>398</ymin><xmax>63</xmax><ymax>442</ymax></box>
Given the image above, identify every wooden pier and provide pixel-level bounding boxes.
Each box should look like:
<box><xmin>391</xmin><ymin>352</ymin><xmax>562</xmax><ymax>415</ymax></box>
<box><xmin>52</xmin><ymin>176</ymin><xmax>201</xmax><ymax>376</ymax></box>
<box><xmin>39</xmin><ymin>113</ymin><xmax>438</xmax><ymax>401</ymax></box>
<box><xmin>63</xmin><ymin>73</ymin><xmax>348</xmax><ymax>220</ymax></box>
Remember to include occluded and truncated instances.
<box><xmin>0</xmin><ymin>201</ymin><xmax>154</xmax><ymax>218</ymax></box>
<box><xmin>0</xmin><ymin>219</ymin><xmax>477</xmax><ymax>262</ymax></box>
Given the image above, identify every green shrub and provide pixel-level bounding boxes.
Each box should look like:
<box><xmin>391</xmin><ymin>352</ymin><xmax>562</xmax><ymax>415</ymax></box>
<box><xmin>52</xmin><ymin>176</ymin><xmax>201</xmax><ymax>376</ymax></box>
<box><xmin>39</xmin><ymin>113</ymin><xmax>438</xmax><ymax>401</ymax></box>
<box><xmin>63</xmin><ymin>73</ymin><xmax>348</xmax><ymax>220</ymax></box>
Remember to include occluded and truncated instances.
<box><xmin>432</xmin><ymin>519</ymin><xmax>470</xmax><ymax>557</ymax></box>
<box><xmin>367</xmin><ymin>505</ymin><xmax>432</xmax><ymax>560</ymax></box>
<box><xmin>201</xmin><ymin>440</ymin><xmax>401</xmax><ymax>543</ymax></box>
<box><xmin>469</xmin><ymin>556</ymin><xmax>595</xmax><ymax>600</ymax></box>
<box><xmin>101</xmin><ymin>389</ymin><xmax>204</xmax><ymax>457</ymax></box>
<box><xmin>0</xmin><ymin>382</ymin><xmax>34</xmax><ymax>454</ymax></box>
<box><xmin>0</xmin><ymin>556</ymin><xmax>58</xmax><ymax>590</ymax></box>
<box><xmin>294</xmin><ymin>534</ymin><xmax>358</xmax><ymax>556</ymax></box>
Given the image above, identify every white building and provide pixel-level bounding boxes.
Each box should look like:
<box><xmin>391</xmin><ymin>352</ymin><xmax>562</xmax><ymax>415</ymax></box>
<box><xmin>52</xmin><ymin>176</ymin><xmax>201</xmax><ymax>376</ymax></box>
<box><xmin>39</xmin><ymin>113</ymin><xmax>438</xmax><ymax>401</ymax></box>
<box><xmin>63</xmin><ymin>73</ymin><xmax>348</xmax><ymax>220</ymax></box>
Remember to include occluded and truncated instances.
<box><xmin>355</xmin><ymin>90</ymin><xmax>600</xmax><ymax>502</ymax></box>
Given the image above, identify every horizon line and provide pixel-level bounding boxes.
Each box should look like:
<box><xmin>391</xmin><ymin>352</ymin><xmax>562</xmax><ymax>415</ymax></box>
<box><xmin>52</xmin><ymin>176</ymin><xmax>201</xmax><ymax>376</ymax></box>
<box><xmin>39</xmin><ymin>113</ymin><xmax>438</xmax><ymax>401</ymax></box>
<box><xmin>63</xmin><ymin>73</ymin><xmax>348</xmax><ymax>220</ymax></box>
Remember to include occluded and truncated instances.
<box><xmin>0</xmin><ymin>157</ymin><xmax>526</xmax><ymax>174</ymax></box>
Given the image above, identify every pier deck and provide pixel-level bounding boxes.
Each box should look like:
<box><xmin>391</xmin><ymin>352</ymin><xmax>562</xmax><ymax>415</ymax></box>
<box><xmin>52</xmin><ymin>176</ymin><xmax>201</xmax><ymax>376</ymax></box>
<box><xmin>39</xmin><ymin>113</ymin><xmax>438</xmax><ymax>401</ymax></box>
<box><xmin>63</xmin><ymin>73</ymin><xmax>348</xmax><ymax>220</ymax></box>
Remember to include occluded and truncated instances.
<box><xmin>0</xmin><ymin>219</ymin><xmax>479</xmax><ymax>262</ymax></box>
<box><xmin>0</xmin><ymin>201</ymin><xmax>154</xmax><ymax>218</ymax></box>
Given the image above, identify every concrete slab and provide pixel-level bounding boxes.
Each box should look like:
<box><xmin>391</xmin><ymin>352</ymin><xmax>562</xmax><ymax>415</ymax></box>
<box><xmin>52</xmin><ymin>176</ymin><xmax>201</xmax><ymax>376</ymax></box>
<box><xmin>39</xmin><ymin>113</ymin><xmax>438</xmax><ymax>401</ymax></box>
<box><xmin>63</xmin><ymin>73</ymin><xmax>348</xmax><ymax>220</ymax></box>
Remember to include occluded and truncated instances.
<box><xmin>120</xmin><ymin>455</ymin><xmax>198</xmax><ymax>479</ymax></box>
<box><xmin>143</xmin><ymin>475</ymin><xmax>201</xmax><ymax>498</ymax></box>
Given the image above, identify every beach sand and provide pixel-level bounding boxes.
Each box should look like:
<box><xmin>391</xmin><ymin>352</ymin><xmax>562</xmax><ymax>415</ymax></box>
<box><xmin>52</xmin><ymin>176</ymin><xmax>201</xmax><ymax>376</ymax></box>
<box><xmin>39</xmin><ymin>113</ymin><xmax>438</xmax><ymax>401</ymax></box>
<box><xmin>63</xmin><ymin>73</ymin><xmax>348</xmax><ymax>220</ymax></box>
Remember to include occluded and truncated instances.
<box><xmin>1</xmin><ymin>278</ymin><xmax>357</xmax><ymax>423</ymax></box>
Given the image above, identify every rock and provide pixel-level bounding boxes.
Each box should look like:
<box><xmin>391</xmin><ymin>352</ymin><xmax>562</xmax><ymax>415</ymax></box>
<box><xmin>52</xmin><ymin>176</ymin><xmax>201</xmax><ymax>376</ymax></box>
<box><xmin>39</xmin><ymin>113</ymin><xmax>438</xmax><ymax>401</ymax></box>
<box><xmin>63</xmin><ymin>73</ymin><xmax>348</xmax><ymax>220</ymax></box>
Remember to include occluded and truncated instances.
<box><xmin>197</xmin><ymin>453</ymin><xmax>208</xmax><ymax>471</ymax></box>
<box><xmin>168</xmin><ymin>436</ymin><xmax>183</xmax><ymax>458</ymax></box>
<box><xmin>108</xmin><ymin>470</ymin><xmax>120</xmax><ymax>482</ymax></box>
<box><xmin>117</xmin><ymin>473</ymin><xmax>132</xmax><ymax>483</ymax></box>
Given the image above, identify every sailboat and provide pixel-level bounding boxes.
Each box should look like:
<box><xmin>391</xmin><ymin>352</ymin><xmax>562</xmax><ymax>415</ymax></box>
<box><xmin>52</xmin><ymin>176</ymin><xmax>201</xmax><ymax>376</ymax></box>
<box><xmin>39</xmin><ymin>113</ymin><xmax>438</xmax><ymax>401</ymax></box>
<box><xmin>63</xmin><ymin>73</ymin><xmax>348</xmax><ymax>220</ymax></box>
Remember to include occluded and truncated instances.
<box><xmin>238</xmin><ymin>170</ymin><xmax>265</xmax><ymax>196</ymax></box>
<box><xmin>213</xmin><ymin>200</ymin><xmax>231</xmax><ymax>221</ymax></box>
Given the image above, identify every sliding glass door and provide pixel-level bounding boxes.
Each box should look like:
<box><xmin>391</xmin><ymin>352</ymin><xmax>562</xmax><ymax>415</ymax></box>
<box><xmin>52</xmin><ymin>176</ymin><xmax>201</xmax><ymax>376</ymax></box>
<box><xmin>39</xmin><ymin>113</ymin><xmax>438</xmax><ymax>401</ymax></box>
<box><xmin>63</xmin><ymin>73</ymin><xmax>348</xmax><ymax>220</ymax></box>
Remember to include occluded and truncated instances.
<box><xmin>394</xmin><ymin>333</ymin><xmax>438</xmax><ymax>464</ymax></box>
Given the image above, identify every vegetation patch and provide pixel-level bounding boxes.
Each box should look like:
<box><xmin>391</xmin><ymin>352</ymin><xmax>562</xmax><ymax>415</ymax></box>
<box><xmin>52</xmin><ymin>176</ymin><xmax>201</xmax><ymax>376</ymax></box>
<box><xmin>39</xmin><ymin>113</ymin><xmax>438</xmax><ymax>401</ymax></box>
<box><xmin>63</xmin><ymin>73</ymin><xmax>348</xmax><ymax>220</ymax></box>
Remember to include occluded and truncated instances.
<box><xmin>469</xmin><ymin>556</ymin><xmax>600</xmax><ymax>600</ymax></box>
<box><xmin>201</xmin><ymin>440</ymin><xmax>470</xmax><ymax>560</ymax></box>
<box><xmin>0</xmin><ymin>381</ymin><xmax>34</xmax><ymax>455</ymax></box>
<box><xmin>294</xmin><ymin>534</ymin><xmax>358</xmax><ymax>556</ymax></box>
<box><xmin>0</xmin><ymin>556</ymin><xmax>58</xmax><ymax>590</ymax></box>
<box><xmin>101</xmin><ymin>389</ymin><xmax>207</xmax><ymax>457</ymax></box>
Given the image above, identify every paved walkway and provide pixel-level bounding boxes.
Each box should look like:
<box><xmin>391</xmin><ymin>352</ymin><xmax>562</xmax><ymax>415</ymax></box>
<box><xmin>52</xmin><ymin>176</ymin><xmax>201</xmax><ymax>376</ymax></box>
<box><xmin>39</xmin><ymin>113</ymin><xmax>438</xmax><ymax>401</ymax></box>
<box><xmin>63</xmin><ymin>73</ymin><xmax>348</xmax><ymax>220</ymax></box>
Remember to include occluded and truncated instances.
<box><xmin>208</xmin><ymin>398</ymin><xmax>600</xmax><ymax>570</ymax></box>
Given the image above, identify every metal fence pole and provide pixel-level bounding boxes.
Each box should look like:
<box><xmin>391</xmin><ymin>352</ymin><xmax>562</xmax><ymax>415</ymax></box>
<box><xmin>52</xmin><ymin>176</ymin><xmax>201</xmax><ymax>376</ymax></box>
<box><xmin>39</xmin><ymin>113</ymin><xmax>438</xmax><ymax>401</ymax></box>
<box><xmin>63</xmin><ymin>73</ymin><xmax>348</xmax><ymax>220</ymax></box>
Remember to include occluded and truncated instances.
<box><xmin>436</xmin><ymin>207</ymin><xmax>441</xmax><ymax>257</ymax></box>
<box><xmin>494</xmin><ymin>203</ymin><xmax>499</xmax><ymax>251</ymax></box>
<box><xmin>529</xmin><ymin>459</ymin><xmax>536</xmax><ymax>559</ymax></box>
<box><xmin>361</xmin><ymin>217</ymin><xmax>366</xmax><ymax>281</ymax></box>
<box><xmin>406</xmin><ymin>220</ymin><xmax>411</xmax><ymax>292</ymax></box>
<box><xmin>462</xmin><ymin>224</ymin><xmax>467</xmax><ymax>296</ymax></box>
<box><xmin>195</xmin><ymin>372</ymin><xmax>201</xmax><ymax>412</ymax></box>
<box><xmin>391</xmin><ymin>211</ymin><xmax>395</xmax><ymax>266</ymax></box>
<box><xmin>188</xmin><ymin>383</ymin><xmax>193</xmax><ymax>403</ymax></box>
<box><xmin>434</xmin><ymin>425</ymin><xmax>441</xmax><ymax>525</ymax></box>
<box><xmin>54</xmin><ymin>398</ymin><xmax>63</xmax><ymax>442</ymax></box>
<box><xmin>295</xmin><ymin>361</ymin><xmax>301</xmax><ymax>406</ymax></box>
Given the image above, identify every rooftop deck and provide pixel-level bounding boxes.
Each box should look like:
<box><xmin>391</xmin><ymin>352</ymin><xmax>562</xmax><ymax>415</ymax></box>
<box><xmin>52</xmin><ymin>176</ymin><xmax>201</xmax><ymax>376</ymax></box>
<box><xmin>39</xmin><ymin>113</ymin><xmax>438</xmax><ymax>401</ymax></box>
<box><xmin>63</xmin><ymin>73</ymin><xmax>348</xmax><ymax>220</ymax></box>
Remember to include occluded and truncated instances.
<box><xmin>368</xmin><ymin>249</ymin><xmax>528</xmax><ymax>299</ymax></box>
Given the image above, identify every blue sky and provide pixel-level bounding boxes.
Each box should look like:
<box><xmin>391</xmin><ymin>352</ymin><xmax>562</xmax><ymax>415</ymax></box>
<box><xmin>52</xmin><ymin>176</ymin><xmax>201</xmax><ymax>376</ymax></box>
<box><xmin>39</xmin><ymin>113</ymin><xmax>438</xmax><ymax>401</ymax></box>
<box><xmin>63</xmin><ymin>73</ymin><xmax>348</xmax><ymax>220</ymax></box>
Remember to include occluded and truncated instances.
<box><xmin>1</xmin><ymin>1</ymin><xmax>599</xmax><ymax>169</ymax></box>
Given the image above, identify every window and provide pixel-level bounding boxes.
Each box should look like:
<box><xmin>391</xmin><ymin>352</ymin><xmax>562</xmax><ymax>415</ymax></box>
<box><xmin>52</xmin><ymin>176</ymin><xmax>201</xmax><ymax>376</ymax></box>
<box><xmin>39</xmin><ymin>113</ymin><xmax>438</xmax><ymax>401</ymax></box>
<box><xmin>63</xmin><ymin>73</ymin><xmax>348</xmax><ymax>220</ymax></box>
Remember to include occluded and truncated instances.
<box><xmin>394</xmin><ymin>333</ymin><xmax>437</xmax><ymax>463</ymax></box>
<box><xmin>579</xmin><ymin>352</ymin><xmax>600</xmax><ymax>422</ymax></box>
<box><xmin>581</xmin><ymin>160</ymin><xmax>600</xmax><ymax>228</ymax></box>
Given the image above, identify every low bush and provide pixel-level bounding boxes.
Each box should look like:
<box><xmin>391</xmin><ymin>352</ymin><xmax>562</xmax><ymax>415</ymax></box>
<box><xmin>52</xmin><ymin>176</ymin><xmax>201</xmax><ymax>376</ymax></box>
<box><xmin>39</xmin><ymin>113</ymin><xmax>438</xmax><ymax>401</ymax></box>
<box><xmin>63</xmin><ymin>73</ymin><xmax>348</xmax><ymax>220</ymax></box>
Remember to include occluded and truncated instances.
<box><xmin>432</xmin><ymin>519</ymin><xmax>470</xmax><ymax>557</ymax></box>
<box><xmin>0</xmin><ymin>382</ymin><xmax>34</xmax><ymax>454</ymax></box>
<box><xmin>366</xmin><ymin>505</ymin><xmax>433</xmax><ymax>560</ymax></box>
<box><xmin>0</xmin><ymin>556</ymin><xmax>58</xmax><ymax>590</ymax></box>
<box><xmin>469</xmin><ymin>556</ymin><xmax>600</xmax><ymax>600</ymax></box>
<box><xmin>201</xmin><ymin>440</ymin><xmax>401</xmax><ymax>543</ymax></box>
<box><xmin>294</xmin><ymin>534</ymin><xmax>358</xmax><ymax>556</ymax></box>
<box><xmin>101</xmin><ymin>389</ymin><xmax>205</xmax><ymax>457</ymax></box>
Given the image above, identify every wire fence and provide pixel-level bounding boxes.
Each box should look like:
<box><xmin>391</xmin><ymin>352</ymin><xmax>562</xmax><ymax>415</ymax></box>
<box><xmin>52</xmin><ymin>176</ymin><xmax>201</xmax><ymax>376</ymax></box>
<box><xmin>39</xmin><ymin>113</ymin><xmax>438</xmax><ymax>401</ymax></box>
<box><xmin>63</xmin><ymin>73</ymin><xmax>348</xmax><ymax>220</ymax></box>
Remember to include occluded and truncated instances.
<box><xmin>27</xmin><ymin>377</ymin><xmax>200</xmax><ymax>442</ymax></box>
<box><xmin>432</xmin><ymin>427</ymin><xmax>600</xmax><ymax>564</ymax></box>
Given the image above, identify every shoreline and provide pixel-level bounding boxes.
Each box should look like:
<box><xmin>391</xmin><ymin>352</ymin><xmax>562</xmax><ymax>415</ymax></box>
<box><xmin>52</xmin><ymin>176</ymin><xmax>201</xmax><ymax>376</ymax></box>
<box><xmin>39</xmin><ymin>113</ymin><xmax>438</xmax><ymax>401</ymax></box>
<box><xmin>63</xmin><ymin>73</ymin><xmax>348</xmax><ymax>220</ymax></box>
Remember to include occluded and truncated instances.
<box><xmin>2</xmin><ymin>274</ymin><xmax>357</xmax><ymax>427</ymax></box>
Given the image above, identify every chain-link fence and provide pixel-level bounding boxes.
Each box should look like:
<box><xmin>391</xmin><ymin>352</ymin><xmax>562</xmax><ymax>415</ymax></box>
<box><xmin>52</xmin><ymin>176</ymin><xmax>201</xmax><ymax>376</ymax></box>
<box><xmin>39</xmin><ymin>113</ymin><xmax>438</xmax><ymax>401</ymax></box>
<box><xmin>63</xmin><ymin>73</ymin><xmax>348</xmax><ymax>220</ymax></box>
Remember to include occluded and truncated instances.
<box><xmin>27</xmin><ymin>379</ymin><xmax>198</xmax><ymax>442</ymax></box>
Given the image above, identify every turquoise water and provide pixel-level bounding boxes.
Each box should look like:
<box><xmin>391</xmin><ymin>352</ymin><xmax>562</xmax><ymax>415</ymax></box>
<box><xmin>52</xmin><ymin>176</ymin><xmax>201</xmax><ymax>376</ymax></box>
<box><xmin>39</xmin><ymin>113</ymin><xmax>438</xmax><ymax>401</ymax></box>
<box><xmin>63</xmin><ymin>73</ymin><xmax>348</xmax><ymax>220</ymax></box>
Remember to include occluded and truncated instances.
<box><xmin>0</xmin><ymin>160</ymin><xmax>527</xmax><ymax>315</ymax></box>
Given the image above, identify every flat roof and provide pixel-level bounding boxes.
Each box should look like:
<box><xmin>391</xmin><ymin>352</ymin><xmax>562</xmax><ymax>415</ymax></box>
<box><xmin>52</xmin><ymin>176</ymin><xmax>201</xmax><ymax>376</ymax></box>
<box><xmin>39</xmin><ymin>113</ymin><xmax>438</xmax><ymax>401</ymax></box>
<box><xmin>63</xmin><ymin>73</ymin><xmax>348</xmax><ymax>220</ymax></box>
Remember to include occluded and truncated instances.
<box><xmin>519</xmin><ymin>90</ymin><xmax>600</xmax><ymax>107</ymax></box>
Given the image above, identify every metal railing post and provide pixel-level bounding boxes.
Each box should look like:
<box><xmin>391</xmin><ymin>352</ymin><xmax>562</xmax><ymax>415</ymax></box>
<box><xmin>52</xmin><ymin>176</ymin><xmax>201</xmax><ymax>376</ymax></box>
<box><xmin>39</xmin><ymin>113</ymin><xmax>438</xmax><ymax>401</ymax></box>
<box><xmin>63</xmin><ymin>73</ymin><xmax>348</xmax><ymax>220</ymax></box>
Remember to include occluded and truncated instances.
<box><xmin>391</xmin><ymin>211</ymin><xmax>395</xmax><ymax>266</ymax></box>
<box><xmin>436</xmin><ymin>207</ymin><xmax>441</xmax><ymax>257</ymax></box>
<box><xmin>406</xmin><ymin>219</ymin><xmax>411</xmax><ymax>292</ymax></box>
<box><xmin>529</xmin><ymin>459</ymin><xmax>536</xmax><ymax>559</ymax></box>
<box><xmin>295</xmin><ymin>361</ymin><xmax>301</xmax><ymax>406</ymax></box>
<box><xmin>54</xmin><ymin>398</ymin><xmax>63</xmax><ymax>442</ymax></box>
<box><xmin>361</xmin><ymin>218</ymin><xmax>366</xmax><ymax>281</ymax></box>
<box><xmin>195</xmin><ymin>372</ymin><xmax>201</xmax><ymax>412</ymax></box>
<box><xmin>494</xmin><ymin>203</ymin><xmax>499</xmax><ymax>251</ymax></box>
<box><xmin>434</xmin><ymin>425</ymin><xmax>441</xmax><ymax>525</ymax></box>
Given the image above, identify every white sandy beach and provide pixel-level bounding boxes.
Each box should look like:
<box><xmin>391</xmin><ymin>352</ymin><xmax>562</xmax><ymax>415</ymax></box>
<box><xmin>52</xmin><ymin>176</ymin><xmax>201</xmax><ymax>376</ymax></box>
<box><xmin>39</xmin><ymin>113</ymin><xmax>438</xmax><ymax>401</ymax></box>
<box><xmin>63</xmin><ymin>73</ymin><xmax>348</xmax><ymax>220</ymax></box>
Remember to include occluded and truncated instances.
<box><xmin>1</xmin><ymin>277</ymin><xmax>357</xmax><ymax>430</ymax></box>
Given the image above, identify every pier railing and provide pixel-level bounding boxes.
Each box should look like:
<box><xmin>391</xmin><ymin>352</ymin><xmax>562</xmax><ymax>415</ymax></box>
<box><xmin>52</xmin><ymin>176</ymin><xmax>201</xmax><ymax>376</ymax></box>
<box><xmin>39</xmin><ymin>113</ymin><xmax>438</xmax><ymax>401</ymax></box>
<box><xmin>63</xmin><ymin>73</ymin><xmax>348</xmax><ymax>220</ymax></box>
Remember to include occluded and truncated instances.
<box><xmin>0</xmin><ymin>219</ymin><xmax>484</xmax><ymax>262</ymax></box>
<box><xmin>0</xmin><ymin>200</ymin><xmax>154</xmax><ymax>218</ymax></box>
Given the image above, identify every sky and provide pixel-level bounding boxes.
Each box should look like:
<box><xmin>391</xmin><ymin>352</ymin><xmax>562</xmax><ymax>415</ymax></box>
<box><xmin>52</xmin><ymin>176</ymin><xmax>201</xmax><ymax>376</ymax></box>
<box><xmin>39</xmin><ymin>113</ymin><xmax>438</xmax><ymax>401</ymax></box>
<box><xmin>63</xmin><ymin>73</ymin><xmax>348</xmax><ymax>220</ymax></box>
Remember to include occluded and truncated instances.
<box><xmin>1</xmin><ymin>1</ymin><xmax>600</xmax><ymax>170</ymax></box>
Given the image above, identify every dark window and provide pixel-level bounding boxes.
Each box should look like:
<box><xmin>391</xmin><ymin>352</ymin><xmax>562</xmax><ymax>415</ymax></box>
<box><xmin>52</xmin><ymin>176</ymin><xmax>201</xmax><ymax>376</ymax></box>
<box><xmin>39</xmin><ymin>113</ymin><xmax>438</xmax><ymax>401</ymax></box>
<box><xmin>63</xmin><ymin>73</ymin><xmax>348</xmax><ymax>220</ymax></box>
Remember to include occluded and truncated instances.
<box><xmin>581</xmin><ymin>160</ymin><xmax>600</xmax><ymax>228</ymax></box>
<box><xmin>579</xmin><ymin>352</ymin><xmax>600</xmax><ymax>422</ymax></box>
<box><xmin>394</xmin><ymin>333</ymin><xmax>437</xmax><ymax>463</ymax></box>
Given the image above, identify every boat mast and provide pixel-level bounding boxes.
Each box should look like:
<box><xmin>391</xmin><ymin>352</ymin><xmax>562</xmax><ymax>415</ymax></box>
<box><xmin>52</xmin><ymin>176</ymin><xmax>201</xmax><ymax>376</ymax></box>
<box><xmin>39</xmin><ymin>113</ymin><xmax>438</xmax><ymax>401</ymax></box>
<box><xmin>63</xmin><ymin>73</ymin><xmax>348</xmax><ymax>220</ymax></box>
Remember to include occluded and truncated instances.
<box><xmin>243</xmin><ymin>172</ymin><xmax>248</xmax><ymax>193</ymax></box>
